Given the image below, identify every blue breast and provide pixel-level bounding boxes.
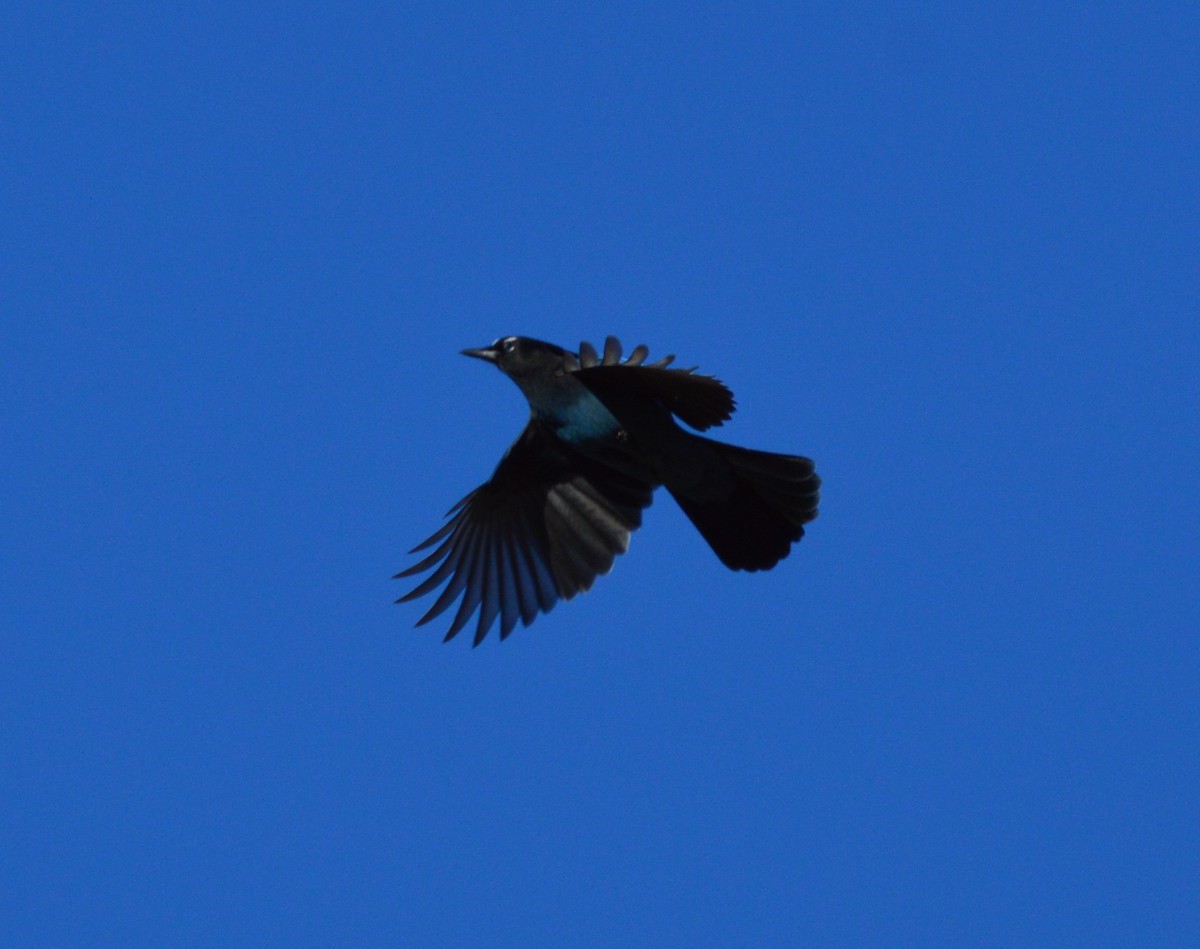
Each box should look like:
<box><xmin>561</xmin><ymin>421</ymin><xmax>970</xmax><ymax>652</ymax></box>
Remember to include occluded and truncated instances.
<box><xmin>537</xmin><ymin>388</ymin><xmax>622</xmax><ymax>444</ymax></box>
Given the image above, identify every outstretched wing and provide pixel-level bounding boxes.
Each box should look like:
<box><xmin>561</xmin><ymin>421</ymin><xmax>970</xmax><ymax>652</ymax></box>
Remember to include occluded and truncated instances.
<box><xmin>395</xmin><ymin>421</ymin><xmax>655</xmax><ymax>646</ymax></box>
<box><xmin>568</xmin><ymin>335</ymin><xmax>736</xmax><ymax>432</ymax></box>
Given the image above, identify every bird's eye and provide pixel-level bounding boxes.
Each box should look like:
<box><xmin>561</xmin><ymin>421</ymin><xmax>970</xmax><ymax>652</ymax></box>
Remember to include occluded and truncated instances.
<box><xmin>502</xmin><ymin>338</ymin><xmax>517</xmax><ymax>353</ymax></box>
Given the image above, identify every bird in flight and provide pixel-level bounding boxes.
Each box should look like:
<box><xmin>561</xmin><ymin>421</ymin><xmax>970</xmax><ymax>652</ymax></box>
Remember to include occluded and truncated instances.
<box><xmin>395</xmin><ymin>335</ymin><xmax>820</xmax><ymax>645</ymax></box>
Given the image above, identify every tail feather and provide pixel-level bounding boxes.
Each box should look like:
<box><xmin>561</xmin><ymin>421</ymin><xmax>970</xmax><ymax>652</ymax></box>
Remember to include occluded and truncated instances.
<box><xmin>668</xmin><ymin>441</ymin><xmax>820</xmax><ymax>571</ymax></box>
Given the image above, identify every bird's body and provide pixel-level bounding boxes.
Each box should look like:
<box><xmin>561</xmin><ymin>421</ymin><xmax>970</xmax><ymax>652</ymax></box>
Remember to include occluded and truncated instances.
<box><xmin>396</xmin><ymin>335</ymin><xmax>820</xmax><ymax>645</ymax></box>
<box><xmin>529</xmin><ymin>379</ymin><xmax>625</xmax><ymax>444</ymax></box>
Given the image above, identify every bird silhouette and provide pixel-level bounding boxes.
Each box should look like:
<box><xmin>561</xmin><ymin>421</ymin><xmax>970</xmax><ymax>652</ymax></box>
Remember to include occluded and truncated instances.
<box><xmin>395</xmin><ymin>335</ymin><xmax>820</xmax><ymax>645</ymax></box>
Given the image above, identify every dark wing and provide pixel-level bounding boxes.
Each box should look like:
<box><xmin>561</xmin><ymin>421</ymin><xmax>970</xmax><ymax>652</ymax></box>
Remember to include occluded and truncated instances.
<box><xmin>575</xmin><ymin>365</ymin><xmax>735</xmax><ymax>431</ymax></box>
<box><xmin>569</xmin><ymin>336</ymin><xmax>736</xmax><ymax>432</ymax></box>
<box><xmin>394</xmin><ymin>421</ymin><xmax>655</xmax><ymax>646</ymax></box>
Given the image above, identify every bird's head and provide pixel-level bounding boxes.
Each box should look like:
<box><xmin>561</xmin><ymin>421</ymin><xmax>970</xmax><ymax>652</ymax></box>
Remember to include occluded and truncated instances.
<box><xmin>461</xmin><ymin>336</ymin><xmax>570</xmax><ymax>381</ymax></box>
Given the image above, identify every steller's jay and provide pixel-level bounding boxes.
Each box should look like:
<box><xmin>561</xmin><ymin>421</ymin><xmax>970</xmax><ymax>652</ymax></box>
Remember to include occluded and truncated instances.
<box><xmin>396</xmin><ymin>335</ymin><xmax>820</xmax><ymax>645</ymax></box>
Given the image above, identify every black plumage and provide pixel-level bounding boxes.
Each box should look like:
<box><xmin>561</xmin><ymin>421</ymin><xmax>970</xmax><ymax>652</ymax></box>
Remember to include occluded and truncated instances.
<box><xmin>395</xmin><ymin>335</ymin><xmax>820</xmax><ymax>645</ymax></box>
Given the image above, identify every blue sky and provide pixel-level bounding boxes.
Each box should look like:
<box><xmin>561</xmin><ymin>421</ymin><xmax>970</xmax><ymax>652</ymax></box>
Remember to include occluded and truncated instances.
<box><xmin>4</xmin><ymin>2</ymin><xmax>1197</xmax><ymax>945</ymax></box>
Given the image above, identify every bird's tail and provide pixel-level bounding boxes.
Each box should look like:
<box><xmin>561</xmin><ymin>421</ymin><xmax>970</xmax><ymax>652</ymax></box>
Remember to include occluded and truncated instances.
<box><xmin>666</xmin><ymin>439</ymin><xmax>820</xmax><ymax>571</ymax></box>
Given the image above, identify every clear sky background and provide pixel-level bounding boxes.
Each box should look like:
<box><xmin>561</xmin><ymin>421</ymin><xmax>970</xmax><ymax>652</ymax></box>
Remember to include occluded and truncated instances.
<box><xmin>4</xmin><ymin>2</ymin><xmax>1197</xmax><ymax>945</ymax></box>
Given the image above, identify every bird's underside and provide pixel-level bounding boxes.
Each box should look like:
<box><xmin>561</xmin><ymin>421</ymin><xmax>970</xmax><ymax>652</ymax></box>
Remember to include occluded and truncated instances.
<box><xmin>395</xmin><ymin>335</ymin><xmax>820</xmax><ymax>646</ymax></box>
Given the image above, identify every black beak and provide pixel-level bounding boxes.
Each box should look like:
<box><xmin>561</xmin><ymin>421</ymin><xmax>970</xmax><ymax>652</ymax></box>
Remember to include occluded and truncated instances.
<box><xmin>460</xmin><ymin>346</ymin><xmax>498</xmax><ymax>363</ymax></box>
